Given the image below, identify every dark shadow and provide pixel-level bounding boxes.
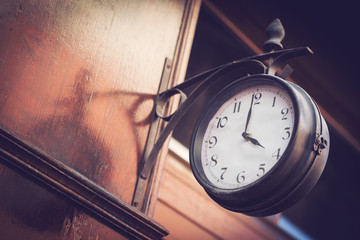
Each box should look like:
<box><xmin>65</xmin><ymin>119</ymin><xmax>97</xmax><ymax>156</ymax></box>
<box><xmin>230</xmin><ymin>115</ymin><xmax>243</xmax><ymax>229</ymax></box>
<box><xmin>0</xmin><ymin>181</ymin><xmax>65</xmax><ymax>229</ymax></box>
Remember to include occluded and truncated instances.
<box><xmin>0</xmin><ymin>68</ymin><xmax>156</xmax><ymax>234</ymax></box>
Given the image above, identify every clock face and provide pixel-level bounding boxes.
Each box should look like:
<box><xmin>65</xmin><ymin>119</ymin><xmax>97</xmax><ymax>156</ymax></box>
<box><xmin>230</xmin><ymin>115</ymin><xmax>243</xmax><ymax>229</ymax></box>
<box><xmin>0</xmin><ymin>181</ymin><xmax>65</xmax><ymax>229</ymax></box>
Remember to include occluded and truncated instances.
<box><xmin>200</xmin><ymin>84</ymin><xmax>295</xmax><ymax>189</ymax></box>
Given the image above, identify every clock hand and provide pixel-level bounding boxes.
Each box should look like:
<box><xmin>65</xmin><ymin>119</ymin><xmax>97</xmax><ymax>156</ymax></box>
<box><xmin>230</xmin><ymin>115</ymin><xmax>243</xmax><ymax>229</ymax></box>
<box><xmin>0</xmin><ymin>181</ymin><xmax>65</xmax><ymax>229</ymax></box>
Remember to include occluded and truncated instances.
<box><xmin>243</xmin><ymin>93</ymin><xmax>255</xmax><ymax>138</ymax></box>
<box><xmin>241</xmin><ymin>133</ymin><xmax>265</xmax><ymax>149</ymax></box>
<box><xmin>248</xmin><ymin>136</ymin><xmax>265</xmax><ymax>149</ymax></box>
<box><xmin>241</xmin><ymin>93</ymin><xmax>264</xmax><ymax>148</ymax></box>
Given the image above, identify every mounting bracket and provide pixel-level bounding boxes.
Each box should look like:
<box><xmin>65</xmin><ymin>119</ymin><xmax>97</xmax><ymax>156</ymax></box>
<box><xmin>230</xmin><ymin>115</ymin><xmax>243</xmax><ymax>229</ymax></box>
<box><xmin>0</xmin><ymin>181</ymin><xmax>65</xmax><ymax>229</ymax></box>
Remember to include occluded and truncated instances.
<box><xmin>131</xmin><ymin>19</ymin><xmax>313</xmax><ymax>212</ymax></box>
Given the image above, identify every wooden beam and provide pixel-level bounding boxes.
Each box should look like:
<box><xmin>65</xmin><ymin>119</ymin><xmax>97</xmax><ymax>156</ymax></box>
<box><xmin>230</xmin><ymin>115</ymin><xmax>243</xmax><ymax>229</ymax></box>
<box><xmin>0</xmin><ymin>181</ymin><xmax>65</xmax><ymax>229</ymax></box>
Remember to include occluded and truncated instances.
<box><xmin>0</xmin><ymin>126</ymin><xmax>168</xmax><ymax>239</ymax></box>
<box><xmin>203</xmin><ymin>0</ymin><xmax>360</xmax><ymax>152</ymax></box>
<box><xmin>154</xmin><ymin>151</ymin><xmax>293</xmax><ymax>239</ymax></box>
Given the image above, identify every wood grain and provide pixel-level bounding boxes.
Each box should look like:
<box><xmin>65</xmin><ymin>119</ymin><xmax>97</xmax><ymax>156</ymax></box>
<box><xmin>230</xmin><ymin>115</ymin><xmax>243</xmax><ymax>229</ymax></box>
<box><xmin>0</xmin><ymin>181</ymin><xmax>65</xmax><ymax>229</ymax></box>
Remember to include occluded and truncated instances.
<box><xmin>0</xmin><ymin>0</ymin><xmax>186</xmax><ymax>204</ymax></box>
<box><xmin>0</xmin><ymin>0</ymin><xmax>197</xmax><ymax>238</ymax></box>
<box><xmin>154</xmin><ymin>150</ymin><xmax>293</xmax><ymax>240</ymax></box>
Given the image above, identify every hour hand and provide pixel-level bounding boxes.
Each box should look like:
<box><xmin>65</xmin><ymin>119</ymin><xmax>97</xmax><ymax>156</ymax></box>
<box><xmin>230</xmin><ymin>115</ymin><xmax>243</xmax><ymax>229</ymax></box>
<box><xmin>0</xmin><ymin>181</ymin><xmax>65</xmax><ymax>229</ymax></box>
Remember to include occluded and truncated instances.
<box><xmin>248</xmin><ymin>136</ymin><xmax>265</xmax><ymax>148</ymax></box>
<box><xmin>242</xmin><ymin>133</ymin><xmax>265</xmax><ymax>149</ymax></box>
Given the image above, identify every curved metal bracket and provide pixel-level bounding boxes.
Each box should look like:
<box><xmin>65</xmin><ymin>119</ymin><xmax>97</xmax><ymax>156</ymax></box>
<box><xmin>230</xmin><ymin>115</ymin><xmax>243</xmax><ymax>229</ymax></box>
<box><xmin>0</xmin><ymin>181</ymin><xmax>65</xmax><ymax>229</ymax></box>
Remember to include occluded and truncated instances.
<box><xmin>267</xmin><ymin>47</ymin><xmax>313</xmax><ymax>75</ymax></box>
<box><xmin>141</xmin><ymin>59</ymin><xmax>266</xmax><ymax>179</ymax></box>
<box><xmin>132</xmin><ymin>18</ymin><xmax>315</xmax><ymax>211</ymax></box>
<box><xmin>156</xmin><ymin>88</ymin><xmax>187</xmax><ymax>122</ymax></box>
<box><xmin>132</xmin><ymin>46</ymin><xmax>313</xmax><ymax>211</ymax></box>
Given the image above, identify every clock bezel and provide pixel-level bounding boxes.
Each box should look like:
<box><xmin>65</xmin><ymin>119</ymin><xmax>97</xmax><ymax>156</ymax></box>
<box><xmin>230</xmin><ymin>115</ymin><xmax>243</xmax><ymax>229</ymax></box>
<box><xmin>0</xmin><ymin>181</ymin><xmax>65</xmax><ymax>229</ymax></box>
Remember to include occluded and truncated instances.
<box><xmin>190</xmin><ymin>73</ymin><xmax>325</xmax><ymax>216</ymax></box>
<box><xmin>190</xmin><ymin>74</ymin><xmax>301</xmax><ymax>189</ymax></box>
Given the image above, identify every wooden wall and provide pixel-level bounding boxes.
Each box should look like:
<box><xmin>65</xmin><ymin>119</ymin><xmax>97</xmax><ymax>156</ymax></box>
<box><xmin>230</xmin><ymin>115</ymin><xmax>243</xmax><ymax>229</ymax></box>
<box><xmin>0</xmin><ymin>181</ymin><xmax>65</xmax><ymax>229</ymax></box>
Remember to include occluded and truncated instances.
<box><xmin>0</xmin><ymin>0</ymin><xmax>310</xmax><ymax>239</ymax></box>
<box><xmin>0</xmin><ymin>0</ymin><xmax>200</xmax><ymax>238</ymax></box>
<box><xmin>154</xmin><ymin>145</ymin><xmax>293</xmax><ymax>239</ymax></box>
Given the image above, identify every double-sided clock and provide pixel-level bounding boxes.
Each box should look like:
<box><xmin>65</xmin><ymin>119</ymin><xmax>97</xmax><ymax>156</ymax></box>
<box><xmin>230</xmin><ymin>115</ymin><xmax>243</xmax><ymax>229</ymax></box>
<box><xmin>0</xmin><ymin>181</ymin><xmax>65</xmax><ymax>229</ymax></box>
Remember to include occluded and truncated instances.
<box><xmin>186</xmin><ymin>19</ymin><xmax>330</xmax><ymax>217</ymax></box>
<box><xmin>190</xmin><ymin>73</ymin><xmax>329</xmax><ymax>216</ymax></box>
<box><xmin>134</xmin><ymin>18</ymin><xmax>329</xmax><ymax>217</ymax></box>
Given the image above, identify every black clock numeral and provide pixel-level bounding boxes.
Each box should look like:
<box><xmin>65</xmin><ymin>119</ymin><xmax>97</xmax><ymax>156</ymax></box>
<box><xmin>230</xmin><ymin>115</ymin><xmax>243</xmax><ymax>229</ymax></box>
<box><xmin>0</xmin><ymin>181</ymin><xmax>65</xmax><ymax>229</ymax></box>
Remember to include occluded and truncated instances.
<box><xmin>272</xmin><ymin>148</ymin><xmax>282</xmax><ymax>160</ymax></box>
<box><xmin>236</xmin><ymin>171</ymin><xmax>246</xmax><ymax>183</ymax></box>
<box><xmin>220</xmin><ymin>167</ymin><xmax>227</xmax><ymax>180</ymax></box>
<box><xmin>281</xmin><ymin>108</ymin><xmax>289</xmax><ymax>120</ymax></box>
<box><xmin>254</xmin><ymin>92</ymin><xmax>262</xmax><ymax>105</ymax></box>
<box><xmin>233</xmin><ymin>101</ymin><xmax>241</xmax><ymax>113</ymax></box>
<box><xmin>216</xmin><ymin>116</ymin><xmax>228</xmax><ymax>128</ymax></box>
<box><xmin>257</xmin><ymin>164</ymin><xmax>266</xmax><ymax>177</ymax></box>
<box><xmin>282</xmin><ymin>127</ymin><xmax>291</xmax><ymax>140</ymax></box>
<box><xmin>208</xmin><ymin>136</ymin><xmax>217</xmax><ymax>148</ymax></box>
<box><xmin>272</xmin><ymin>96</ymin><xmax>276</xmax><ymax>107</ymax></box>
<box><xmin>210</xmin><ymin>154</ymin><xmax>218</xmax><ymax>167</ymax></box>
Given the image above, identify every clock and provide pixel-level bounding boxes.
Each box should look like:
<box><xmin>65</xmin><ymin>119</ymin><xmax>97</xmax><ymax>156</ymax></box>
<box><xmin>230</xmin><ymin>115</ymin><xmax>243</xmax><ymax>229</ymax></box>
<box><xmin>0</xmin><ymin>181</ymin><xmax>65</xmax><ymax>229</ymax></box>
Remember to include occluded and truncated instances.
<box><xmin>189</xmin><ymin>73</ymin><xmax>329</xmax><ymax>216</ymax></box>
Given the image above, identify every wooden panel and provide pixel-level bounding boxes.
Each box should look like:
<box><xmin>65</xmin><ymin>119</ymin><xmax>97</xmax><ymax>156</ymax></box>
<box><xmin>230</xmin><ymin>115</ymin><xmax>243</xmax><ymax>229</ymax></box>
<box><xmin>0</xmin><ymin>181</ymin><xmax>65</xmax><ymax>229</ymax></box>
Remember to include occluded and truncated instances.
<box><xmin>0</xmin><ymin>127</ymin><xmax>168</xmax><ymax>239</ymax></box>
<box><xmin>145</xmin><ymin>0</ymin><xmax>202</xmax><ymax>217</ymax></box>
<box><xmin>154</xmin><ymin>201</ymin><xmax>218</xmax><ymax>240</ymax></box>
<box><xmin>0</xmin><ymin>0</ymin><xmax>200</xmax><ymax>239</ymax></box>
<box><xmin>154</xmin><ymin>150</ymin><xmax>293</xmax><ymax>239</ymax></box>
<box><xmin>0</xmin><ymin>161</ymin><xmax>129</xmax><ymax>240</ymax></box>
<box><xmin>0</xmin><ymin>0</ymin><xmax>186</xmax><ymax>204</ymax></box>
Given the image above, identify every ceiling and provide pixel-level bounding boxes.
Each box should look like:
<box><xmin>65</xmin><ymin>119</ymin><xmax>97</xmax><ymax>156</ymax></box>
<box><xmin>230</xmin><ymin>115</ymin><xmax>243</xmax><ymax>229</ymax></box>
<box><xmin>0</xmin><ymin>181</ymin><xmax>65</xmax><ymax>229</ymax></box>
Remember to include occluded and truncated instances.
<box><xmin>204</xmin><ymin>0</ymin><xmax>360</xmax><ymax>151</ymax></box>
<box><xmin>173</xmin><ymin>1</ymin><xmax>360</xmax><ymax>239</ymax></box>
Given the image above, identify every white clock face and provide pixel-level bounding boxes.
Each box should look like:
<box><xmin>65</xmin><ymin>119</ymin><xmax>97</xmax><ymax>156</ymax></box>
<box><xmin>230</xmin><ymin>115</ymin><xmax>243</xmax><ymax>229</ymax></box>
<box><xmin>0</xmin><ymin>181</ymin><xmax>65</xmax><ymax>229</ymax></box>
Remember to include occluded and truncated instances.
<box><xmin>201</xmin><ymin>84</ymin><xmax>295</xmax><ymax>189</ymax></box>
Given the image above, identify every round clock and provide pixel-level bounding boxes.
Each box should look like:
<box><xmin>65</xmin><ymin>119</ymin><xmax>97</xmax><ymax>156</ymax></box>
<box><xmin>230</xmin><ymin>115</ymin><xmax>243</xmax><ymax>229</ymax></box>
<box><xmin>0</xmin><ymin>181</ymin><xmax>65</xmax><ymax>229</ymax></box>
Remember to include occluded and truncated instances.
<box><xmin>190</xmin><ymin>73</ymin><xmax>329</xmax><ymax>216</ymax></box>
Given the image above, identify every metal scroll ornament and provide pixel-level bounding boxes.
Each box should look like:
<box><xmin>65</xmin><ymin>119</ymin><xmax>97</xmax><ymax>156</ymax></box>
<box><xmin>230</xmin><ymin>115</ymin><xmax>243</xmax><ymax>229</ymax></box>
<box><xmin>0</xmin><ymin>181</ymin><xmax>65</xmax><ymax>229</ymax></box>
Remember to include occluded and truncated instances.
<box><xmin>133</xmin><ymin>19</ymin><xmax>329</xmax><ymax>216</ymax></box>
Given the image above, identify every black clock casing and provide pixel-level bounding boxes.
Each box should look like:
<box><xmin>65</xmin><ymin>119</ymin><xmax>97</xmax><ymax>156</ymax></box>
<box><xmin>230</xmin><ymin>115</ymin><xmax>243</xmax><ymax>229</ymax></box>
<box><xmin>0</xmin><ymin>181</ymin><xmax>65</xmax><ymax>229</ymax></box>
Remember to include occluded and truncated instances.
<box><xmin>190</xmin><ymin>74</ymin><xmax>329</xmax><ymax>216</ymax></box>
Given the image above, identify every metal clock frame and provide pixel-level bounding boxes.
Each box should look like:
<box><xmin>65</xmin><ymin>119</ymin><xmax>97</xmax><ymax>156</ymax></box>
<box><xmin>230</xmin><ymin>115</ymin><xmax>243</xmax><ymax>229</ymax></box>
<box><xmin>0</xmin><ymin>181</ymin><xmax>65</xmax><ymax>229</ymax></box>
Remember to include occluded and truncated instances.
<box><xmin>132</xmin><ymin>19</ymin><xmax>329</xmax><ymax>215</ymax></box>
<box><xmin>189</xmin><ymin>73</ymin><xmax>329</xmax><ymax>216</ymax></box>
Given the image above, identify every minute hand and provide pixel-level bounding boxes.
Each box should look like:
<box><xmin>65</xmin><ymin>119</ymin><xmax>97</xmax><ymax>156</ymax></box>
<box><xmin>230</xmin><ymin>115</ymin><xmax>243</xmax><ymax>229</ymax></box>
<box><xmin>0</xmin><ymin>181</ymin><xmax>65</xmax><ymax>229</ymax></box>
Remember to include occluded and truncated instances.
<box><xmin>243</xmin><ymin>93</ymin><xmax>255</xmax><ymax>137</ymax></box>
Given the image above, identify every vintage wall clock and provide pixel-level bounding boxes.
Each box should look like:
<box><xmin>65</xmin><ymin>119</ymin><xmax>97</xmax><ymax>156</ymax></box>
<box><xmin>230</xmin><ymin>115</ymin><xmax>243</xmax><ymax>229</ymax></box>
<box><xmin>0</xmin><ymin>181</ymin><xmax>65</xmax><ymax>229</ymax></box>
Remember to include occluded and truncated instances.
<box><xmin>188</xmin><ymin>20</ymin><xmax>329</xmax><ymax>216</ymax></box>
<box><xmin>189</xmin><ymin>73</ymin><xmax>329</xmax><ymax>216</ymax></box>
<box><xmin>133</xmin><ymin>19</ymin><xmax>329</xmax><ymax>217</ymax></box>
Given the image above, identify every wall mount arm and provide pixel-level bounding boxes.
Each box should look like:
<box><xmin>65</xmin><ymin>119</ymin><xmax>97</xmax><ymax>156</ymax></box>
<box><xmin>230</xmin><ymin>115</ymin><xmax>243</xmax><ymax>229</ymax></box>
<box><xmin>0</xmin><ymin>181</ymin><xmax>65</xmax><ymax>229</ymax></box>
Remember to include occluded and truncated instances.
<box><xmin>132</xmin><ymin>18</ymin><xmax>313</xmax><ymax>211</ymax></box>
